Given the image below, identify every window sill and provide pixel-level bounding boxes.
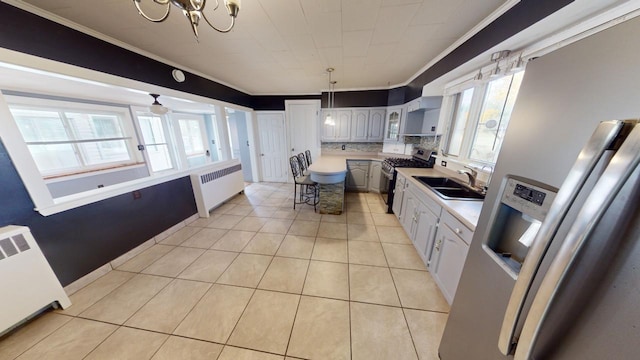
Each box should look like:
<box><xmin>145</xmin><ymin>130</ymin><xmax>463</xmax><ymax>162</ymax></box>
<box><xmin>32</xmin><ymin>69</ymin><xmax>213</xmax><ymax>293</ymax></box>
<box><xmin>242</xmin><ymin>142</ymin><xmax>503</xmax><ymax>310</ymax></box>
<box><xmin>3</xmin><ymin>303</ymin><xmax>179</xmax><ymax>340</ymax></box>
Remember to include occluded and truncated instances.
<box><xmin>35</xmin><ymin>159</ymin><xmax>238</xmax><ymax>216</ymax></box>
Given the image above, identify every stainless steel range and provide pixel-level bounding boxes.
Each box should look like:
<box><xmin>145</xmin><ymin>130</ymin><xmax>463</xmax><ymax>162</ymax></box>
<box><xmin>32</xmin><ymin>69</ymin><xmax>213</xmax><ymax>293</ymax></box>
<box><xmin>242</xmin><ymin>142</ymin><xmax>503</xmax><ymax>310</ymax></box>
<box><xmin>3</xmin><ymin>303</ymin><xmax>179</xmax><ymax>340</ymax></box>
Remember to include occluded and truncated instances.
<box><xmin>381</xmin><ymin>148</ymin><xmax>435</xmax><ymax>213</ymax></box>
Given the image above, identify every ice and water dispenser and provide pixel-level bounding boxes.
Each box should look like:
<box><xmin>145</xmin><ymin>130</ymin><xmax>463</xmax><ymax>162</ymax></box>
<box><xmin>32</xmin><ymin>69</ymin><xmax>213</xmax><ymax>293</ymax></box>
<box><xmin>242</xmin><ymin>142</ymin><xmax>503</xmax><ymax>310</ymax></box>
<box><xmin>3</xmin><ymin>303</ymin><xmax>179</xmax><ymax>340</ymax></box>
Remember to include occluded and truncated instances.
<box><xmin>485</xmin><ymin>177</ymin><xmax>556</xmax><ymax>275</ymax></box>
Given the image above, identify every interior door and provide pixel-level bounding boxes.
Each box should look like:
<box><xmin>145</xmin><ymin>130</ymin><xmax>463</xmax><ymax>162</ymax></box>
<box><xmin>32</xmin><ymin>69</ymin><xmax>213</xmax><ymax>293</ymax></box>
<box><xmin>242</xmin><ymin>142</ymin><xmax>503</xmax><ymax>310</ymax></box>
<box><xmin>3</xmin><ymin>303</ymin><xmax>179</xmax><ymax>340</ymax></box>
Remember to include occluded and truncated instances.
<box><xmin>285</xmin><ymin>100</ymin><xmax>320</xmax><ymax>178</ymax></box>
<box><xmin>257</xmin><ymin>112</ymin><xmax>288</xmax><ymax>182</ymax></box>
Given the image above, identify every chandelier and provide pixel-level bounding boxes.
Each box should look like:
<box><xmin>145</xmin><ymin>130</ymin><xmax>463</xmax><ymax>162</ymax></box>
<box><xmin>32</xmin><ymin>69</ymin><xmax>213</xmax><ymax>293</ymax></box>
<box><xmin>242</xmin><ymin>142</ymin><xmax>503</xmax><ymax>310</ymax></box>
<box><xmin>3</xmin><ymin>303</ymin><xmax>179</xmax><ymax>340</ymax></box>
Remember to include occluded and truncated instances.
<box><xmin>133</xmin><ymin>0</ymin><xmax>241</xmax><ymax>39</ymax></box>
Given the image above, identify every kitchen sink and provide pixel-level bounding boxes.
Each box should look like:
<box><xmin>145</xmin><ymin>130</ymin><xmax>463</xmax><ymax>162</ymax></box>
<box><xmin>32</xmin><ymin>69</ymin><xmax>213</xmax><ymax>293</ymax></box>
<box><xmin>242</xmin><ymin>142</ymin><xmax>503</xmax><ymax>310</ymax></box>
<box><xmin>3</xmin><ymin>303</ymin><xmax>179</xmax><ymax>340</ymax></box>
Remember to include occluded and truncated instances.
<box><xmin>431</xmin><ymin>187</ymin><xmax>485</xmax><ymax>200</ymax></box>
<box><xmin>414</xmin><ymin>176</ymin><xmax>465</xmax><ymax>189</ymax></box>
<box><xmin>413</xmin><ymin>176</ymin><xmax>485</xmax><ymax>201</ymax></box>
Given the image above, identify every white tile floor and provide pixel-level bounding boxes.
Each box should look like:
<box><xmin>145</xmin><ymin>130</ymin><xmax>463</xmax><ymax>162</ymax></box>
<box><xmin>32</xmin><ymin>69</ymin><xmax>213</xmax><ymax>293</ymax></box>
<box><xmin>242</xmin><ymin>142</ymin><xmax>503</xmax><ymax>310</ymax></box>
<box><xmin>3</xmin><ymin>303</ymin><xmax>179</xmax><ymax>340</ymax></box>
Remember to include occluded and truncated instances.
<box><xmin>0</xmin><ymin>182</ymin><xmax>449</xmax><ymax>360</ymax></box>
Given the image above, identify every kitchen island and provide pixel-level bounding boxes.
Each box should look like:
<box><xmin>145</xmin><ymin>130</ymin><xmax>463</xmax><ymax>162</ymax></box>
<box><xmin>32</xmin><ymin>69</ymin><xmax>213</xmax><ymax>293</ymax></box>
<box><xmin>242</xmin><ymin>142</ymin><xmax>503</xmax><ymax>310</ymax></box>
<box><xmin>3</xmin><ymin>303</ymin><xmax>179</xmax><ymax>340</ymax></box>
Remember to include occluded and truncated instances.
<box><xmin>307</xmin><ymin>157</ymin><xmax>348</xmax><ymax>214</ymax></box>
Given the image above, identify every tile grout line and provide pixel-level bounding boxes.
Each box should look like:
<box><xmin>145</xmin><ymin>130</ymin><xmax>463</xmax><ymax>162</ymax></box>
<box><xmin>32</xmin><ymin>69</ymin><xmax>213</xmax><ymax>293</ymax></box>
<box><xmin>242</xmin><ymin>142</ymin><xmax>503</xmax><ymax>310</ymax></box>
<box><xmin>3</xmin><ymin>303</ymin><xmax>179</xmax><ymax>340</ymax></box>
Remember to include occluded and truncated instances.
<box><xmin>282</xmin><ymin>235</ymin><xmax>315</xmax><ymax>358</ymax></box>
<box><xmin>346</xmin><ymin>208</ymin><xmax>354</xmax><ymax>360</ymax></box>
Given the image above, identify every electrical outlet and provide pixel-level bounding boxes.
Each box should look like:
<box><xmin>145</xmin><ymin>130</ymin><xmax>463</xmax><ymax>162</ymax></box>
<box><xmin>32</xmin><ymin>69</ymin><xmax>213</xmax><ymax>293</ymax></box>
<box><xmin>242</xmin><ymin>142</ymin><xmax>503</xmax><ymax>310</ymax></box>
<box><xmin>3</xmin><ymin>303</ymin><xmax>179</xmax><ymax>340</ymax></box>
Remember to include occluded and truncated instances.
<box><xmin>341</xmin><ymin>144</ymin><xmax>346</xmax><ymax>150</ymax></box>
<box><xmin>441</xmin><ymin>160</ymin><xmax>447</xmax><ymax>167</ymax></box>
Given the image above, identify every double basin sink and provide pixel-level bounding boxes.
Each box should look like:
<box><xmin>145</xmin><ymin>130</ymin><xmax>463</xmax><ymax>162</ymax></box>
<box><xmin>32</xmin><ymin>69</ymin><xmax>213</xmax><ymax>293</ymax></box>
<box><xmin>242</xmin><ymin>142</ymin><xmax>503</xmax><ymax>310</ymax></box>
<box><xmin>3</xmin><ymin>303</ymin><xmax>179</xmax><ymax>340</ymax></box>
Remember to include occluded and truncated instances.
<box><xmin>413</xmin><ymin>176</ymin><xmax>485</xmax><ymax>201</ymax></box>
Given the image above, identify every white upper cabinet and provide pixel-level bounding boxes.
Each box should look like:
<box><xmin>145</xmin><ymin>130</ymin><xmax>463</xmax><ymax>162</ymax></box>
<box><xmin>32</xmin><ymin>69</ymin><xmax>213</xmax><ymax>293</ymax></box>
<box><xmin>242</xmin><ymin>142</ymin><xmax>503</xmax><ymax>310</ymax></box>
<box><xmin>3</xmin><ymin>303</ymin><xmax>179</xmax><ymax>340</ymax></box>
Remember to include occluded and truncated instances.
<box><xmin>384</xmin><ymin>106</ymin><xmax>403</xmax><ymax>142</ymax></box>
<box><xmin>368</xmin><ymin>108</ymin><xmax>385</xmax><ymax>141</ymax></box>
<box><xmin>322</xmin><ymin>107</ymin><xmax>386</xmax><ymax>142</ymax></box>
<box><xmin>351</xmin><ymin>109</ymin><xmax>369</xmax><ymax>141</ymax></box>
<box><xmin>335</xmin><ymin>110</ymin><xmax>351</xmax><ymax>141</ymax></box>
<box><xmin>321</xmin><ymin>109</ymin><xmax>351</xmax><ymax>142</ymax></box>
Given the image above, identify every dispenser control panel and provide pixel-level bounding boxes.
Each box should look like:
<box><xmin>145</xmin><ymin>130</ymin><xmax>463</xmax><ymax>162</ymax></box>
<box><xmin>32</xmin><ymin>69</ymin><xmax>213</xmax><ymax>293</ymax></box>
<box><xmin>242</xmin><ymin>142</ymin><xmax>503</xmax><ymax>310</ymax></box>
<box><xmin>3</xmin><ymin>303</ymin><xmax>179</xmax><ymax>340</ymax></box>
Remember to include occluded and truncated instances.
<box><xmin>501</xmin><ymin>178</ymin><xmax>556</xmax><ymax>222</ymax></box>
<box><xmin>513</xmin><ymin>184</ymin><xmax>546</xmax><ymax>205</ymax></box>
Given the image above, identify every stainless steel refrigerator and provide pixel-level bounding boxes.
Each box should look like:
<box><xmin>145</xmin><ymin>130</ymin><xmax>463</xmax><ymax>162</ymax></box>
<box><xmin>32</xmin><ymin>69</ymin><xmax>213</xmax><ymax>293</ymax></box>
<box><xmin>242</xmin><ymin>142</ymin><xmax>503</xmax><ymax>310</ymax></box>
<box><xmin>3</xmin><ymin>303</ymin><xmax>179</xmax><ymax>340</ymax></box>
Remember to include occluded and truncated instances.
<box><xmin>438</xmin><ymin>18</ymin><xmax>640</xmax><ymax>360</ymax></box>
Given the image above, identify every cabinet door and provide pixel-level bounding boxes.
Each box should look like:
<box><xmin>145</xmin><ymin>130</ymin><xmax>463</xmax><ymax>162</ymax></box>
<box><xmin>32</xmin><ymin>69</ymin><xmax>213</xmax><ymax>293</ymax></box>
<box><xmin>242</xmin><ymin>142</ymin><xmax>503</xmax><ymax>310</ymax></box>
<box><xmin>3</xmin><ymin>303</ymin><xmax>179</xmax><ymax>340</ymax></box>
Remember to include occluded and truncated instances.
<box><xmin>400</xmin><ymin>192</ymin><xmax>419</xmax><ymax>236</ymax></box>
<box><xmin>384</xmin><ymin>107</ymin><xmax>403</xmax><ymax>142</ymax></box>
<box><xmin>351</xmin><ymin>110</ymin><xmax>369</xmax><ymax>141</ymax></box>
<box><xmin>335</xmin><ymin>110</ymin><xmax>352</xmax><ymax>141</ymax></box>
<box><xmin>347</xmin><ymin>162</ymin><xmax>369</xmax><ymax>191</ymax></box>
<box><xmin>413</xmin><ymin>205</ymin><xmax>439</xmax><ymax>265</ymax></box>
<box><xmin>368</xmin><ymin>161</ymin><xmax>382</xmax><ymax>193</ymax></box>
<box><xmin>368</xmin><ymin>109</ymin><xmax>385</xmax><ymax>141</ymax></box>
<box><xmin>321</xmin><ymin>110</ymin><xmax>337</xmax><ymax>141</ymax></box>
<box><xmin>431</xmin><ymin>225</ymin><xmax>470</xmax><ymax>304</ymax></box>
<box><xmin>392</xmin><ymin>174</ymin><xmax>406</xmax><ymax>217</ymax></box>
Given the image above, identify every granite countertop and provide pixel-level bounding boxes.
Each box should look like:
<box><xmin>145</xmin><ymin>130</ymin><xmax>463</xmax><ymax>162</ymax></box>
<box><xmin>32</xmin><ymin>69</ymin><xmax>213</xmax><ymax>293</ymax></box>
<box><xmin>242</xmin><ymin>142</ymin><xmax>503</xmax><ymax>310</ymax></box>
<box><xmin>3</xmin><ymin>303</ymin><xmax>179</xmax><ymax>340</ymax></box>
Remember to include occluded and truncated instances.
<box><xmin>395</xmin><ymin>168</ymin><xmax>484</xmax><ymax>230</ymax></box>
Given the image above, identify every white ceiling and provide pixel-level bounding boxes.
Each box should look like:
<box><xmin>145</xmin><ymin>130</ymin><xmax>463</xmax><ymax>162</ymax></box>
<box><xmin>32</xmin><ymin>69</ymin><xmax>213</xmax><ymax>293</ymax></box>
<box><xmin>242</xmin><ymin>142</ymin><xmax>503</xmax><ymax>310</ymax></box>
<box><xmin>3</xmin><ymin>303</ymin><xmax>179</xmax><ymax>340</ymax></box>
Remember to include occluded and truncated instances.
<box><xmin>17</xmin><ymin>0</ymin><xmax>506</xmax><ymax>95</ymax></box>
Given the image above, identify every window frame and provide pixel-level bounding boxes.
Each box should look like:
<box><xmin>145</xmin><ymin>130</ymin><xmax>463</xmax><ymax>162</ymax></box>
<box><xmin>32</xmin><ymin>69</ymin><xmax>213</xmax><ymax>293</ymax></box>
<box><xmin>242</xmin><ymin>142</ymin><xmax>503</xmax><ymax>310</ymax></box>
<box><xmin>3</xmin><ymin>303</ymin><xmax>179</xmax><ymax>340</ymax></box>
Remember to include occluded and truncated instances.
<box><xmin>6</xmin><ymin>95</ymin><xmax>142</xmax><ymax>178</ymax></box>
<box><xmin>133</xmin><ymin>108</ymin><xmax>177</xmax><ymax>173</ymax></box>
<box><xmin>442</xmin><ymin>70</ymin><xmax>525</xmax><ymax>167</ymax></box>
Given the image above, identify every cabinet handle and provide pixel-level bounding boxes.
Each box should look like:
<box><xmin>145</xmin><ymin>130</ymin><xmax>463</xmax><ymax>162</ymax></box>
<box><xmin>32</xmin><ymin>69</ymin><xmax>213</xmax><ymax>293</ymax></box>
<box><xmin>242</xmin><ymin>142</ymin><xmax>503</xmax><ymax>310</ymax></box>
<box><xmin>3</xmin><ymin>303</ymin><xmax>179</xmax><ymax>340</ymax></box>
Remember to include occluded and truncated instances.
<box><xmin>455</xmin><ymin>228</ymin><xmax>462</xmax><ymax>234</ymax></box>
<box><xmin>435</xmin><ymin>238</ymin><xmax>442</xmax><ymax>251</ymax></box>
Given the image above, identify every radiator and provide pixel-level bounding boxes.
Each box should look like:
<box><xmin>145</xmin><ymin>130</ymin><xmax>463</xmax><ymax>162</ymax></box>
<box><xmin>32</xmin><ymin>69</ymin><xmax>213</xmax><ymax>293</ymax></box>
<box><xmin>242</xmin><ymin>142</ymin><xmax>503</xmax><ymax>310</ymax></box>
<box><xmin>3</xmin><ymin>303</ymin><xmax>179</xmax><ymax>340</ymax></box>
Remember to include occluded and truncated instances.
<box><xmin>0</xmin><ymin>225</ymin><xmax>71</xmax><ymax>335</ymax></box>
<box><xmin>190</xmin><ymin>159</ymin><xmax>245</xmax><ymax>218</ymax></box>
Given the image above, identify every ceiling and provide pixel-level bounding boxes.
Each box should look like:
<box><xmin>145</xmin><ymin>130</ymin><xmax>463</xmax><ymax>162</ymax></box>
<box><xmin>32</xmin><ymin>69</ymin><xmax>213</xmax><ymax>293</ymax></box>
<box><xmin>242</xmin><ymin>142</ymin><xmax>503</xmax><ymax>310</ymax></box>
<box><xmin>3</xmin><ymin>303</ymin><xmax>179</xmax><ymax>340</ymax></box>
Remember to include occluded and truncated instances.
<box><xmin>18</xmin><ymin>0</ymin><xmax>506</xmax><ymax>95</ymax></box>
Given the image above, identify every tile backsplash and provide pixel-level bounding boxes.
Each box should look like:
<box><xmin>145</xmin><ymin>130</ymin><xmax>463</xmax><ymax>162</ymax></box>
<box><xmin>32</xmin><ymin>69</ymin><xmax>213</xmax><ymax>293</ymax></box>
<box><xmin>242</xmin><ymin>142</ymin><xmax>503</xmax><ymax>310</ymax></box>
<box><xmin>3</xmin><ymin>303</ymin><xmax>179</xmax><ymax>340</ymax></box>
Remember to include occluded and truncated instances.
<box><xmin>419</xmin><ymin>135</ymin><xmax>441</xmax><ymax>151</ymax></box>
<box><xmin>321</xmin><ymin>135</ymin><xmax>440</xmax><ymax>154</ymax></box>
<box><xmin>321</xmin><ymin>142</ymin><xmax>383</xmax><ymax>152</ymax></box>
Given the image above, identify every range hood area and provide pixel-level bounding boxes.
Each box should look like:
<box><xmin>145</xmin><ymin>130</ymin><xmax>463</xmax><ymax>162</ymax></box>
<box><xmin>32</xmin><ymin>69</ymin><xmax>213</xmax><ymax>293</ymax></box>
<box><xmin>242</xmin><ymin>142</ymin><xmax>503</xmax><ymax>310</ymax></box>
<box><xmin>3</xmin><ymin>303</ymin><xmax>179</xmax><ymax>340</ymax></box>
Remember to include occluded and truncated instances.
<box><xmin>402</xmin><ymin>96</ymin><xmax>443</xmax><ymax>136</ymax></box>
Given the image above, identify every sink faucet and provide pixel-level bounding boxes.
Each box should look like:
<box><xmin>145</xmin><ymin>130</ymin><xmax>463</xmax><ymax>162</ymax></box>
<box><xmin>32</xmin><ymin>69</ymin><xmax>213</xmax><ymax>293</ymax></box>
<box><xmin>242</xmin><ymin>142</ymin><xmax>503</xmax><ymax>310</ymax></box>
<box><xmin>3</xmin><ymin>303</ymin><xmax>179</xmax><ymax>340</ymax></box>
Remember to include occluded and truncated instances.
<box><xmin>458</xmin><ymin>166</ymin><xmax>478</xmax><ymax>189</ymax></box>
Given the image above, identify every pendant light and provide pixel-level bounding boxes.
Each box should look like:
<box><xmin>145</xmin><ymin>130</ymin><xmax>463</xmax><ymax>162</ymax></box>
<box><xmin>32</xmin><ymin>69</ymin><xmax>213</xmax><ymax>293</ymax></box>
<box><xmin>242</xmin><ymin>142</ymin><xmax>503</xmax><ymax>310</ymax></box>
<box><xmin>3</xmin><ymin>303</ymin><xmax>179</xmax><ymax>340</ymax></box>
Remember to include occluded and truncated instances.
<box><xmin>325</xmin><ymin>68</ymin><xmax>336</xmax><ymax>126</ymax></box>
<box><xmin>149</xmin><ymin>94</ymin><xmax>169</xmax><ymax>115</ymax></box>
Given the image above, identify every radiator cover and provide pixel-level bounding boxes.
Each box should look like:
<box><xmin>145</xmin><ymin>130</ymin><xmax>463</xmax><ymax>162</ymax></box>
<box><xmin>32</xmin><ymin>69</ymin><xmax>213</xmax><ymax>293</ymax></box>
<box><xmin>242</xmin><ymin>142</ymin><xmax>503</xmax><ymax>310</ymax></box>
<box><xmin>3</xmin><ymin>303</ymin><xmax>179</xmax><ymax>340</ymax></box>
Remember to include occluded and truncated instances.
<box><xmin>0</xmin><ymin>225</ymin><xmax>71</xmax><ymax>335</ymax></box>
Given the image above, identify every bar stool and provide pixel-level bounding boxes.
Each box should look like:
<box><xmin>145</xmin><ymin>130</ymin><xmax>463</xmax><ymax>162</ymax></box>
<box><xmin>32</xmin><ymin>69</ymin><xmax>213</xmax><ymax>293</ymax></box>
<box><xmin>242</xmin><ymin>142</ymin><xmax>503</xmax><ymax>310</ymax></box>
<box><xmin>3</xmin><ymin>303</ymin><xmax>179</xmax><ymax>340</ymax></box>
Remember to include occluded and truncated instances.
<box><xmin>305</xmin><ymin>149</ymin><xmax>312</xmax><ymax>166</ymax></box>
<box><xmin>289</xmin><ymin>156</ymin><xmax>319</xmax><ymax>211</ymax></box>
<box><xmin>297</xmin><ymin>153</ymin><xmax>308</xmax><ymax>175</ymax></box>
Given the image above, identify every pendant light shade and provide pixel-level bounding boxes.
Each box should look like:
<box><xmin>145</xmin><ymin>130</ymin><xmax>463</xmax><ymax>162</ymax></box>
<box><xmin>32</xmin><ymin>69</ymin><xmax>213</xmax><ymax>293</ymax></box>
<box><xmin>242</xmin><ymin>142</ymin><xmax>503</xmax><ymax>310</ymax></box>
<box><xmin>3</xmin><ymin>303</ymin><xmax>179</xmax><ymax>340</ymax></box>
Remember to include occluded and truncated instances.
<box><xmin>149</xmin><ymin>93</ymin><xmax>169</xmax><ymax>115</ymax></box>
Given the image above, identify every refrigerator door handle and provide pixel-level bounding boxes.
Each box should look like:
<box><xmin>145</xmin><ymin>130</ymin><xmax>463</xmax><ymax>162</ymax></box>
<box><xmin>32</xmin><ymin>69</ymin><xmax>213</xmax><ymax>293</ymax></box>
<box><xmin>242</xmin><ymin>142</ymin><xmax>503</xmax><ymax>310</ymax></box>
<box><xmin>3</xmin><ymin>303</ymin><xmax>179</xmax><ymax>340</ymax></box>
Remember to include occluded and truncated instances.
<box><xmin>498</xmin><ymin>120</ymin><xmax>624</xmax><ymax>355</ymax></box>
<box><xmin>514</xmin><ymin>121</ymin><xmax>640</xmax><ymax>360</ymax></box>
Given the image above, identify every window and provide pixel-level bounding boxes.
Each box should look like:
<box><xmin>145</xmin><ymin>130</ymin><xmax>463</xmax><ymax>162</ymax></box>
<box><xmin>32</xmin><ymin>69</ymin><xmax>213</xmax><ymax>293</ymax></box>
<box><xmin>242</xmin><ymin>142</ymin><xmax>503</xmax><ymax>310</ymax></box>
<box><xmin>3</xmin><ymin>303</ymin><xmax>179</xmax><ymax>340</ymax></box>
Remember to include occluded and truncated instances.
<box><xmin>444</xmin><ymin>71</ymin><xmax>525</xmax><ymax>165</ymax></box>
<box><xmin>137</xmin><ymin>113</ymin><xmax>173</xmax><ymax>172</ymax></box>
<box><xmin>173</xmin><ymin>113</ymin><xmax>209</xmax><ymax>168</ymax></box>
<box><xmin>447</xmin><ymin>88</ymin><xmax>475</xmax><ymax>157</ymax></box>
<box><xmin>8</xmin><ymin>99</ymin><xmax>138</xmax><ymax>177</ymax></box>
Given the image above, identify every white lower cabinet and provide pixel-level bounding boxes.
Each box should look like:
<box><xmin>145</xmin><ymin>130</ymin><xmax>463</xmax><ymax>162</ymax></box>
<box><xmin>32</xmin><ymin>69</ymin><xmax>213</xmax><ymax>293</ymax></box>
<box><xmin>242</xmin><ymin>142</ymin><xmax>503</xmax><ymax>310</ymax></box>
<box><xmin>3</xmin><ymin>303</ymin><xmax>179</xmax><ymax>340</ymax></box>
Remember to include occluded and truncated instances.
<box><xmin>430</xmin><ymin>211</ymin><xmax>473</xmax><ymax>304</ymax></box>
<box><xmin>368</xmin><ymin>160</ymin><xmax>382</xmax><ymax>193</ymax></box>
<box><xmin>413</xmin><ymin>205</ymin><xmax>439</xmax><ymax>266</ymax></box>
<box><xmin>346</xmin><ymin>160</ymin><xmax>369</xmax><ymax>191</ymax></box>
<box><xmin>396</xmin><ymin>177</ymin><xmax>475</xmax><ymax>305</ymax></box>
<box><xmin>392</xmin><ymin>173</ymin><xmax>407</xmax><ymax>218</ymax></box>
<box><xmin>400</xmin><ymin>181</ymin><xmax>442</xmax><ymax>265</ymax></box>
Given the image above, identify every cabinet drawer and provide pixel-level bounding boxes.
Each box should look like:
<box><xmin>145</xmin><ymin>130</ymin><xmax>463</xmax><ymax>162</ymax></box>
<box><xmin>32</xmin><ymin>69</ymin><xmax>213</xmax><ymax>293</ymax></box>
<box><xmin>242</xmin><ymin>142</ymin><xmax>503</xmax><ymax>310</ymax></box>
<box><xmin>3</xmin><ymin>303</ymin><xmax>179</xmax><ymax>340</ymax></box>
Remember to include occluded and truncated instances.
<box><xmin>407</xmin><ymin>182</ymin><xmax>442</xmax><ymax>217</ymax></box>
<box><xmin>441</xmin><ymin>211</ymin><xmax>473</xmax><ymax>245</ymax></box>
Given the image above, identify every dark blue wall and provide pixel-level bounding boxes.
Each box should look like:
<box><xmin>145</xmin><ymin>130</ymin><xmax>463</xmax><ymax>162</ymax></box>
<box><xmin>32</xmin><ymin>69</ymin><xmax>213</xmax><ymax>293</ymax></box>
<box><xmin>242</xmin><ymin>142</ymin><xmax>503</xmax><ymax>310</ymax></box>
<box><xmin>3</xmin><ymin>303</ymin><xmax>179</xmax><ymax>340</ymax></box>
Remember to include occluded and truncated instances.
<box><xmin>0</xmin><ymin>140</ymin><xmax>197</xmax><ymax>286</ymax></box>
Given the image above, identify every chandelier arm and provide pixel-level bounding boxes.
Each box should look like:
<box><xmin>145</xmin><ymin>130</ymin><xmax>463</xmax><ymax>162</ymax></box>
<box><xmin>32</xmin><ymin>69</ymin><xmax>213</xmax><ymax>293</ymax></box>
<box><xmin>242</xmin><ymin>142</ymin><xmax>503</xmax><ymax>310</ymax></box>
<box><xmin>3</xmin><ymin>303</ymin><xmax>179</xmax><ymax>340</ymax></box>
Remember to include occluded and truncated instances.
<box><xmin>189</xmin><ymin>0</ymin><xmax>218</xmax><ymax>12</ymax></box>
<box><xmin>133</xmin><ymin>0</ymin><xmax>171</xmax><ymax>22</ymax></box>
<box><xmin>201</xmin><ymin>10</ymin><xmax>235</xmax><ymax>33</ymax></box>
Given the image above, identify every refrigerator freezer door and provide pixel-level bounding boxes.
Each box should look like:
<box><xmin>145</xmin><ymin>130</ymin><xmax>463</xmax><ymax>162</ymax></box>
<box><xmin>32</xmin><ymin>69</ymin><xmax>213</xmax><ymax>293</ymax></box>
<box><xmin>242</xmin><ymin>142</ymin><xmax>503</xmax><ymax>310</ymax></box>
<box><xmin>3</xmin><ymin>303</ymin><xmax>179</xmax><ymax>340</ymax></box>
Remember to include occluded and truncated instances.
<box><xmin>498</xmin><ymin>120</ymin><xmax>624</xmax><ymax>355</ymax></box>
<box><xmin>515</xmin><ymin>121</ymin><xmax>640</xmax><ymax>359</ymax></box>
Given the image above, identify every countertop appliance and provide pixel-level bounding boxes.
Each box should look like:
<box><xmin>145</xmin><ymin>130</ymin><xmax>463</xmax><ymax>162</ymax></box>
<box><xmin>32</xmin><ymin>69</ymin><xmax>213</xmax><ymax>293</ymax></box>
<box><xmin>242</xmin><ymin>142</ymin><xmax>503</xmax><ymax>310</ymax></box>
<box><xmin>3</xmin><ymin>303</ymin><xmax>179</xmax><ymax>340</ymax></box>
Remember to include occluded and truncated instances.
<box><xmin>381</xmin><ymin>148</ymin><xmax>435</xmax><ymax>213</ymax></box>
